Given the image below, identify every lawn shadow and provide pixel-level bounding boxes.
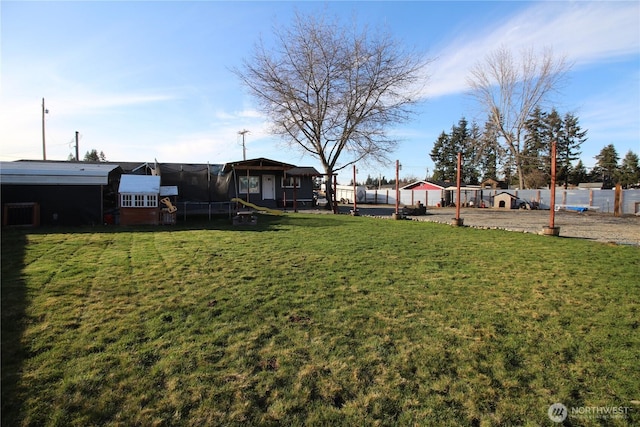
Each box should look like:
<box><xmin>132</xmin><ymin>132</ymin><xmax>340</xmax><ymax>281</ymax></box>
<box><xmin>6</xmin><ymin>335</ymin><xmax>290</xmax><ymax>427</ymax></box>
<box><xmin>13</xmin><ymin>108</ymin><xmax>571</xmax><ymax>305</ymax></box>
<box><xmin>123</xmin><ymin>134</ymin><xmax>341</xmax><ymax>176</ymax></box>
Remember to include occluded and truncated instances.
<box><xmin>16</xmin><ymin>212</ymin><xmax>348</xmax><ymax>236</ymax></box>
<box><xmin>1</xmin><ymin>229</ymin><xmax>29</xmax><ymax>425</ymax></box>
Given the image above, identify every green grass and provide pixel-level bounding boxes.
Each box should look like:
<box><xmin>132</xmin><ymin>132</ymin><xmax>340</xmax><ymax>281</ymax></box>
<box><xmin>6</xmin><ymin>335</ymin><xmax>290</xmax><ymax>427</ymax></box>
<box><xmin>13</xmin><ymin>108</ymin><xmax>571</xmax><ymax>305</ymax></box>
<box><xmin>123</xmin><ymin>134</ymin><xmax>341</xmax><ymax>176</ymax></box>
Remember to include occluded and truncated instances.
<box><xmin>2</xmin><ymin>214</ymin><xmax>639</xmax><ymax>426</ymax></box>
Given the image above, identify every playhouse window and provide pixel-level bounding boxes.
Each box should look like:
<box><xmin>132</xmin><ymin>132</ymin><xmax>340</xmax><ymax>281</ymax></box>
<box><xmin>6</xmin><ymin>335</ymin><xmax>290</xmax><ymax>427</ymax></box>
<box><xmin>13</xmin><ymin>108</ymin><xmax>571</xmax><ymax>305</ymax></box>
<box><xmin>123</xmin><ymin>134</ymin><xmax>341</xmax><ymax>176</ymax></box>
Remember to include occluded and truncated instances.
<box><xmin>121</xmin><ymin>194</ymin><xmax>158</xmax><ymax>208</ymax></box>
<box><xmin>121</xmin><ymin>194</ymin><xmax>133</xmax><ymax>207</ymax></box>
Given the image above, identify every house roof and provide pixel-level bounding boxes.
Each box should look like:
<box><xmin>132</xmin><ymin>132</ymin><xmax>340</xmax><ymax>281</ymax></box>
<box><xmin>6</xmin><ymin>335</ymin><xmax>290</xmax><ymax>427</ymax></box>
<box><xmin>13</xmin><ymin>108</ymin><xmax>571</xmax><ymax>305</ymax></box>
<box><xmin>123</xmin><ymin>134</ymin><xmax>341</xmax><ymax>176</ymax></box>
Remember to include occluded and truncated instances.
<box><xmin>285</xmin><ymin>166</ymin><xmax>321</xmax><ymax>176</ymax></box>
<box><xmin>577</xmin><ymin>182</ymin><xmax>604</xmax><ymax>189</ymax></box>
<box><xmin>107</xmin><ymin>159</ymin><xmax>312</xmax><ymax>177</ymax></box>
<box><xmin>0</xmin><ymin>161</ymin><xmax>119</xmax><ymax>185</ymax></box>
<box><xmin>222</xmin><ymin>158</ymin><xmax>296</xmax><ymax>173</ymax></box>
<box><xmin>401</xmin><ymin>180</ymin><xmax>447</xmax><ymax>190</ymax></box>
<box><xmin>118</xmin><ymin>175</ymin><xmax>161</xmax><ymax>194</ymax></box>
<box><xmin>480</xmin><ymin>178</ymin><xmax>508</xmax><ymax>189</ymax></box>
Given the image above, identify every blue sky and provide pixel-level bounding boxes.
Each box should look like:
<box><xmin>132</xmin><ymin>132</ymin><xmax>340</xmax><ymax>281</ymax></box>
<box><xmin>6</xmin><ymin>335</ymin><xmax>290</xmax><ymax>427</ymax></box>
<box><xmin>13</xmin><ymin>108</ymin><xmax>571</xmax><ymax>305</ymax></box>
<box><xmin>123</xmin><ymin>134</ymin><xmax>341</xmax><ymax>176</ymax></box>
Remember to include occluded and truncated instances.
<box><xmin>1</xmin><ymin>1</ymin><xmax>638</xmax><ymax>184</ymax></box>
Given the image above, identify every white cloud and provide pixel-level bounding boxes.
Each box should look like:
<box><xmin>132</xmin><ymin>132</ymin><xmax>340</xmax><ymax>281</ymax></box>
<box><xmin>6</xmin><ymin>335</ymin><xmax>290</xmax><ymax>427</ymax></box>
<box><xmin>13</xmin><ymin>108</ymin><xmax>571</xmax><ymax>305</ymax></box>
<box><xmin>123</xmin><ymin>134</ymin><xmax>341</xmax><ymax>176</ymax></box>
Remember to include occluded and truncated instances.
<box><xmin>150</xmin><ymin>110</ymin><xmax>277</xmax><ymax>164</ymax></box>
<box><xmin>0</xmin><ymin>90</ymin><xmax>178</xmax><ymax>161</ymax></box>
<box><xmin>424</xmin><ymin>1</ymin><xmax>640</xmax><ymax>98</ymax></box>
<box><xmin>212</xmin><ymin>108</ymin><xmax>264</xmax><ymax>122</ymax></box>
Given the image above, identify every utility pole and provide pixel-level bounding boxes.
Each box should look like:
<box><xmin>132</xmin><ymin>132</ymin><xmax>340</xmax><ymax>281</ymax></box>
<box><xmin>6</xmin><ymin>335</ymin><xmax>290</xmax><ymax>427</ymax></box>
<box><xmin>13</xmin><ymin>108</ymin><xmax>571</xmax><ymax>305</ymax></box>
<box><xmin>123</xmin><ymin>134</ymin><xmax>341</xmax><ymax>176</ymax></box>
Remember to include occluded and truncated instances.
<box><xmin>238</xmin><ymin>129</ymin><xmax>249</xmax><ymax>161</ymax></box>
<box><xmin>42</xmin><ymin>98</ymin><xmax>48</xmax><ymax>160</ymax></box>
<box><xmin>75</xmin><ymin>131</ymin><xmax>80</xmax><ymax>161</ymax></box>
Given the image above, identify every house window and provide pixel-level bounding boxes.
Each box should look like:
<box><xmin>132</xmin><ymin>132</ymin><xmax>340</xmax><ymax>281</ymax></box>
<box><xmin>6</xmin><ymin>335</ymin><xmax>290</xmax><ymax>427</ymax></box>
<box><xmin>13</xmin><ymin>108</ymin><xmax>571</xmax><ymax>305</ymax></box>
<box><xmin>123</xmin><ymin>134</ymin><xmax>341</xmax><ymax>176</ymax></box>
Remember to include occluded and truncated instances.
<box><xmin>239</xmin><ymin>176</ymin><xmax>260</xmax><ymax>194</ymax></box>
<box><xmin>282</xmin><ymin>176</ymin><xmax>300</xmax><ymax>188</ymax></box>
<box><xmin>135</xmin><ymin>195</ymin><xmax>145</xmax><ymax>207</ymax></box>
<box><xmin>147</xmin><ymin>195</ymin><xmax>158</xmax><ymax>207</ymax></box>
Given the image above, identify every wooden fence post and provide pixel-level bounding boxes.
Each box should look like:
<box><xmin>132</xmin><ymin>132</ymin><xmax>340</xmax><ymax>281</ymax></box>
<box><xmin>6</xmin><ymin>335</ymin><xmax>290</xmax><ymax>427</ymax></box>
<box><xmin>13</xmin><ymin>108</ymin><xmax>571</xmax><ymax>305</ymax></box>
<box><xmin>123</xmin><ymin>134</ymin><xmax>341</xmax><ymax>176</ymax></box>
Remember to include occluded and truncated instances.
<box><xmin>614</xmin><ymin>184</ymin><xmax>622</xmax><ymax>217</ymax></box>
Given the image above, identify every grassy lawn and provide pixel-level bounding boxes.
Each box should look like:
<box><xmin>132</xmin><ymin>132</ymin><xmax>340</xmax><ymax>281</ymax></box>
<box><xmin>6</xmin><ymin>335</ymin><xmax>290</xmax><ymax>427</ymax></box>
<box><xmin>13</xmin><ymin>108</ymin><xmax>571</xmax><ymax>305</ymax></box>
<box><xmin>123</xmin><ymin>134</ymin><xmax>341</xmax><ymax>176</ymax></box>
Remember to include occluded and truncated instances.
<box><xmin>2</xmin><ymin>213</ymin><xmax>638</xmax><ymax>426</ymax></box>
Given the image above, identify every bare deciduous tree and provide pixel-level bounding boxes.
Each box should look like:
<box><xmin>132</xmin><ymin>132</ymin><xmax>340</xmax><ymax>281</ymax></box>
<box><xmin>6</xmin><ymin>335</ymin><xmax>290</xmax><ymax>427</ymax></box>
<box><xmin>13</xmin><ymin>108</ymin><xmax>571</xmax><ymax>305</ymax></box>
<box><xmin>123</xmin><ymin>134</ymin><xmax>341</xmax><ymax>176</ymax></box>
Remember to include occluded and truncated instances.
<box><xmin>467</xmin><ymin>46</ymin><xmax>570</xmax><ymax>189</ymax></box>
<box><xmin>234</xmin><ymin>12</ymin><xmax>430</xmax><ymax>205</ymax></box>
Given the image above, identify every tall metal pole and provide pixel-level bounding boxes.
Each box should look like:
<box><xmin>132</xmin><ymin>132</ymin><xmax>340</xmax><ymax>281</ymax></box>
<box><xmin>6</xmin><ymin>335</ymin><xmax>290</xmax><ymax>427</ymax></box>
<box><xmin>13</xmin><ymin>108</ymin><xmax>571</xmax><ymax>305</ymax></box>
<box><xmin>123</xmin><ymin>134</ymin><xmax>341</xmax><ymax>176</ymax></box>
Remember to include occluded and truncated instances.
<box><xmin>455</xmin><ymin>152</ymin><xmax>462</xmax><ymax>221</ymax></box>
<box><xmin>395</xmin><ymin>160</ymin><xmax>400</xmax><ymax>216</ymax></box>
<box><xmin>42</xmin><ymin>98</ymin><xmax>47</xmax><ymax>160</ymax></box>
<box><xmin>549</xmin><ymin>140</ymin><xmax>557</xmax><ymax>229</ymax></box>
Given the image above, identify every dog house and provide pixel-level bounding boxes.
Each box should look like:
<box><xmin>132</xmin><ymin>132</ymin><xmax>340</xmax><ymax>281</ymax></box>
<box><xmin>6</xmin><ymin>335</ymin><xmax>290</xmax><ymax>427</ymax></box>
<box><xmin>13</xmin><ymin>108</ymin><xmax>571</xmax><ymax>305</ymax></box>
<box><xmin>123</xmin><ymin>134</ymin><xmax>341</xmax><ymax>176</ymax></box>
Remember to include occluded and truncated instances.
<box><xmin>493</xmin><ymin>192</ymin><xmax>518</xmax><ymax>209</ymax></box>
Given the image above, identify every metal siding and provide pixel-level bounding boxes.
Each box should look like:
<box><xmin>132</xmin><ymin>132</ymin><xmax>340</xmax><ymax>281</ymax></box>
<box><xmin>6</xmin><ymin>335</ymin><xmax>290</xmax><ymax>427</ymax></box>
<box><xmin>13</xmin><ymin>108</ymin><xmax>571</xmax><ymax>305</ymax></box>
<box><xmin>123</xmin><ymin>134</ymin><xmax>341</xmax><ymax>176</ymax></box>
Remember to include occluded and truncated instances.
<box><xmin>0</xmin><ymin>162</ymin><xmax>116</xmax><ymax>185</ymax></box>
<box><xmin>1</xmin><ymin>184</ymin><xmax>103</xmax><ymax>225</ymax></box>
<box><xmin>1</xmin><ymin>175</ymin><xmax>109</xmax><ymax>185</ymax></box>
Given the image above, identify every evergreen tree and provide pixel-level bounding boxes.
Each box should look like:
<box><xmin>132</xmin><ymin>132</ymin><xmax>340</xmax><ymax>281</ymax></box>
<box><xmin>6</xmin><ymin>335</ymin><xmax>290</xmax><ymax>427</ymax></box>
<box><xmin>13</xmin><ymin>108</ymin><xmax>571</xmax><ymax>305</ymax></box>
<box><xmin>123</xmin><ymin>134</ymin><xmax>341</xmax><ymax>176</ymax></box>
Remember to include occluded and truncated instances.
<box><xmin>557</xmin><ymin>112</ymin><xmax>586</xmax><ymax>188</ymax></box>
<box><xmin>83</xmin><ymin>149</ymin><xmax>107</xmax><ymax>162</ymax></box>
<box><xmin>464</xmin><ymin>122</ymin><xmax>481</xmax><ymax>185</ymax></box>
<box><xmin>430</xmin><ymin>131</ymin><xmax>455</xmax><ymax>182</ymax></box>
<box><xmin>522</xmin><ymin>108</ymin><xmax>585</xmax><ymax>188</ymax></box>
<box><xmin>593</xmin><ymin>144</ymin><xmax>619</xmax><ymax>188</ymax></box>
<box><xmin>478</xmin><ymin>119</ymin><xmax>500</xmax><ymax>181</ymax></box>
<box><xmin>619</xmin><ymin>150</ymin><xmax>640</xmax><ymax>188</ymax></box>
<box><xmin>502</xmin><ymin>154</ymin><xmax>516</xmax><ymax>187</ymax></box>
<box><xmin>449</xmin><ymin>118</ymin><xmax>469</xmax><ymax>182</ymax></box>
<box><xmin>430</xmin><ymin>117</ymin><xmax>481</xmax><ymax>184</ymax></box>
<box><xmin>568</xmin><ymin>160</ymin><xmax>589</xmax><ymax>186</ymax></box>
<box><xmin>522</xmin><ymin>107</ymin><xmax>551</xmax><ymax>188</ymax></box>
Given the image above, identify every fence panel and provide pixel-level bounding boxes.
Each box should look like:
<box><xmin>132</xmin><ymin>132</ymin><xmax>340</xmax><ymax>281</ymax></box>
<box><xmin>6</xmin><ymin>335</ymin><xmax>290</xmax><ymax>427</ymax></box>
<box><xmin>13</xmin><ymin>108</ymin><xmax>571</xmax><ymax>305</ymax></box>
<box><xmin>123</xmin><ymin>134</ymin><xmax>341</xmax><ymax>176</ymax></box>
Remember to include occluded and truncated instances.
<box><xmin>359</xmin><ymin>188</ymin><xmax>640</xmax><ymax>214</ymax></box>
<box><xmin>179</xmin><ymin>202</ymin><xmax>233</xmax><ymax>221</ymax></box>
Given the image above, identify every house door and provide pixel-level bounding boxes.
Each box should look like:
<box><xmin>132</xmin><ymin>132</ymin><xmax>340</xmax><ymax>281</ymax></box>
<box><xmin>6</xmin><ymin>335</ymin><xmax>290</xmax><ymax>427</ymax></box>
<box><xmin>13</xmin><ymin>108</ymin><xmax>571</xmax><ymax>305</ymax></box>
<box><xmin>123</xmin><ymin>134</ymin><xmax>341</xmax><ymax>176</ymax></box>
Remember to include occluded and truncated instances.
<box><xmin>262</xmin><ymin>175</ymin><xmax>276</xmax><ymax>200</ymax></box>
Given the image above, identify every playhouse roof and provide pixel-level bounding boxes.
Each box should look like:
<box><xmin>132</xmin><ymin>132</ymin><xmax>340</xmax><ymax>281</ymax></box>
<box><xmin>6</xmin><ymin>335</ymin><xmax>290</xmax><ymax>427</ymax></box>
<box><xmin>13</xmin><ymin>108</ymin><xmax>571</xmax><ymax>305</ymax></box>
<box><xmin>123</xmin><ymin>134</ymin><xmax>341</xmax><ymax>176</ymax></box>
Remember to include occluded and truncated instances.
<box><xmin>118</xmin><ymin>175</ymin><xmax>161</xmax><ymax>194</ymax></box>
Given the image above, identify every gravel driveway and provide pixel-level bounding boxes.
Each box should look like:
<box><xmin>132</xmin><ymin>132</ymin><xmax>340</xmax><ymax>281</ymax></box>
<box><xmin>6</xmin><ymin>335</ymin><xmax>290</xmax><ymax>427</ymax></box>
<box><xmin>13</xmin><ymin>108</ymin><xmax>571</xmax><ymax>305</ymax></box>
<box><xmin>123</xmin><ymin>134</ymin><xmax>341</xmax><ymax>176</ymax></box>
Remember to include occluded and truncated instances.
<box><xmin>332</xmin><ymin>205</ymin><xmax>640</xmax><ymax>246</ymax></box>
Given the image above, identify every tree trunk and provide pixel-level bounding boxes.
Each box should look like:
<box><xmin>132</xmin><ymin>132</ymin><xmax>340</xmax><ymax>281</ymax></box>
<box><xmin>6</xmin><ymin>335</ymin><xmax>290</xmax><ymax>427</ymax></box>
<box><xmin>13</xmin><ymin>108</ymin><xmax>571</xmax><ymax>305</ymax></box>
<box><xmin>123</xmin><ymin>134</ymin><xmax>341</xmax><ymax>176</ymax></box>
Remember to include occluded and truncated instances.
<box><xmin>323</xmin><ymin>165</ymin><xmax>335</xmax><ymax>211</ymax></box>
<box><xmin>517</xmin><ymin>160</ymin><xmax>527</xmax><ymax>189</ymax></box>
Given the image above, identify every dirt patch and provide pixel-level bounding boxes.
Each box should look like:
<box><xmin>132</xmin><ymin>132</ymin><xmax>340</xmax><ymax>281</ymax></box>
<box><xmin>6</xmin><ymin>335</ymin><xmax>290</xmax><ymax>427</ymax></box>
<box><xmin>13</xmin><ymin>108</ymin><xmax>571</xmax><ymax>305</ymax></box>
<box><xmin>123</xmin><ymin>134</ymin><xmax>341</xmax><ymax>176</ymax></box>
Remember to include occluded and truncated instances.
<box><xmin>409</xmin><ymin>207</ymin><xmax>640</xmax><ymax>246</ymax></box>
<box><xmin>311</xmin><ymin>204</ymin><xmax>640</xmax><ymax>246</ymax></box>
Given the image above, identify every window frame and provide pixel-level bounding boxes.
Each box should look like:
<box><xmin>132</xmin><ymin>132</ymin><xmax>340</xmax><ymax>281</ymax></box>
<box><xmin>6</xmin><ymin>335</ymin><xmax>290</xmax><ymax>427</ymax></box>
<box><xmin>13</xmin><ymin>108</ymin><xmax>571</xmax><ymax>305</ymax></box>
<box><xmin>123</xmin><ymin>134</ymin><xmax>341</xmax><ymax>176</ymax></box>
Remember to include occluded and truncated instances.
<box><xmin>239</xmin><ymin>176</ymin><xmax>260</xmax><ymax>194</ymax></box>
<box><xmin>282</xmin><ymin>176</ymin><xmax>301</xmax><ymax>188</ymax></box>
<box><xmin>121</xmin><ymin>194</ymin><xmax>133</xmax><ymax>207</ymax></box>
<box><xmin>121</xmin><ymin>193</ymin><xmax>158</xmax><ymax>208</ymax></box>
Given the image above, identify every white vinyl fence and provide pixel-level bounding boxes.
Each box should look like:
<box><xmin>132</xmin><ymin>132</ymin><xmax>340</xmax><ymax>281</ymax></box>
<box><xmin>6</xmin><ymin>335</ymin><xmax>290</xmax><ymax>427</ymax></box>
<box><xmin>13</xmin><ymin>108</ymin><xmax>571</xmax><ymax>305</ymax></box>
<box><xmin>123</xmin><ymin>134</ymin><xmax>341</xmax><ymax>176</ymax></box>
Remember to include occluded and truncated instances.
<box><xmin>355</xmin><ymin>188</ymin><xmax>640</xmax><ymax>215</ymax></box>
